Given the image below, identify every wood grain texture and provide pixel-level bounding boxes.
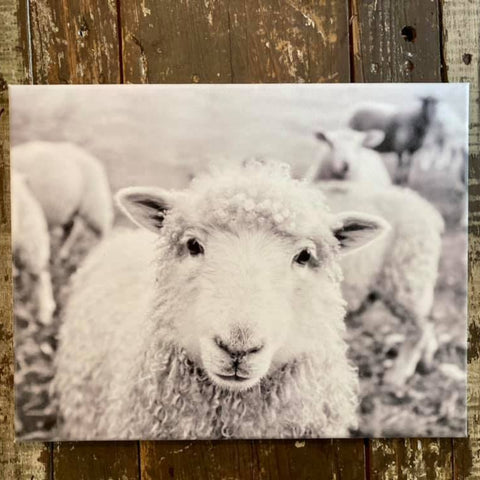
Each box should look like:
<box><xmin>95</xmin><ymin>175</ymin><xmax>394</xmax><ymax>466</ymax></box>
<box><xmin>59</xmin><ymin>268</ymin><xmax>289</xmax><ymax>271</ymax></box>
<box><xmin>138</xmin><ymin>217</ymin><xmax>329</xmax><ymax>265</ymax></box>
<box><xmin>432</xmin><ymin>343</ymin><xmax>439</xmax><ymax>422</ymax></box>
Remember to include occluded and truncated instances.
<box><xmin>369</xmin><ymin>439</ymin><xmax>452</xmax><ymax>480</ymax></box>
<box><xmin>141</xmin><ymin>439</ymin><xmax>364</xmax><ymax>480</ymax></box>
<box><xmin>121</xmin><ymin>0</ymin><xmax>232</xmax><ymax>83</ymax></box>
<box><xmin>442</xmin><ymin>1</ymin><xmax>480</xmax><ymax>477</ymax></box>
<box><xmin>29</xmin><ymin>0</ymin><xmax>121</xmax><ymax>83</ymax></box>
<box><xmin>350</xmin><ymin>0</ymin><xmax>443</xmax><ymax>82</ymax></box>
<box><xmin>53</xmin><ymin>442</ymin><xmax>140</xmax><ymax>480</ymax></box>
<box><xmin>120</xmin><ymin>0</ymin><xmax>350</xmax><ymax>83</ymax></box>
<box><xmin>0</xmin><ymin>0</ymin><xmax>51</xmax><ymax>478</ymax></box>
<box><xmin>140</xmin><ymin>441</ymin><xmax>256</xmax><ymax>480</ymax></box>
<box><xmin>226</xmin><ymin>0</ymin><xmax>350</xmax><ymax>83</ymax></box>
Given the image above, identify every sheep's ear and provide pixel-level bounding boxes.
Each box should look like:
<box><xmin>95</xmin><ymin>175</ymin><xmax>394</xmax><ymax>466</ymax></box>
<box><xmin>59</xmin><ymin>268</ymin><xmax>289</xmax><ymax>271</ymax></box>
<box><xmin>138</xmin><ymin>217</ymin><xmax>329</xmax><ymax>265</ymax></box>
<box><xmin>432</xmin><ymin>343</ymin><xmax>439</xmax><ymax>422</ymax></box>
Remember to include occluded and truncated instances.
<box><xmin>332</xmin><ymin>211</ymin><xmax>390</xmax><ymax>255</ymax></box>
<box><xmin>361</xmin><ymin>129</ymin><xmax>385</xmax><ymax>149</ymax></box>
<box><xmin>115</xmin><ymin>187</ymin><xmax>176</xmax><ymax>233</ymax></box>
<box><xmin>315</xmin><ymin>131</ymin><xmax>333</xmax><ymax>147</ymax></box>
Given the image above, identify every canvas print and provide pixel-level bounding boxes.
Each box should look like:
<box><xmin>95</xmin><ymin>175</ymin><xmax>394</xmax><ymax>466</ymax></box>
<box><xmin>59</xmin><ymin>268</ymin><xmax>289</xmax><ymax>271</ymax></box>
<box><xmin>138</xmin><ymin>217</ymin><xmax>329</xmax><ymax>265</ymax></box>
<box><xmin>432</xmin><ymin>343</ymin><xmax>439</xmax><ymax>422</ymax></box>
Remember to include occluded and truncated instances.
<box><xmin>10</xmin><ymin>83</ymin><xmax>468</xmax><ymax>440</ymax></box>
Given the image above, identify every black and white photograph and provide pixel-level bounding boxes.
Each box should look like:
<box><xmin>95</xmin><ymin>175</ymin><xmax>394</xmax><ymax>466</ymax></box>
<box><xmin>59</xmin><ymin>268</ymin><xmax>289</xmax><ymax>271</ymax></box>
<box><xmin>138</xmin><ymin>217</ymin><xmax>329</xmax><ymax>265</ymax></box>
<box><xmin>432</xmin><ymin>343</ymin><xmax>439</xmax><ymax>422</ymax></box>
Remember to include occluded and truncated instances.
<box><xmin>10</xmin><ymin>83</ymin><xmax>468</xmax><ymax>440</ymax></box>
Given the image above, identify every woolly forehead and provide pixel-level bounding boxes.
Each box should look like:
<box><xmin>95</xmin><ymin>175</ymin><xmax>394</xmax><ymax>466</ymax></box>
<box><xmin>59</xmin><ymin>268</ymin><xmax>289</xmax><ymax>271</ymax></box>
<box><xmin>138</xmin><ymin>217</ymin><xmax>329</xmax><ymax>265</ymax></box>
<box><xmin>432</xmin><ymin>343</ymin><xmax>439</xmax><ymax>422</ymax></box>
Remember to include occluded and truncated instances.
<box><xmin>165</xmin><ymin>172</ymin><xmax>338</xmax><ymax>249</ymax></box>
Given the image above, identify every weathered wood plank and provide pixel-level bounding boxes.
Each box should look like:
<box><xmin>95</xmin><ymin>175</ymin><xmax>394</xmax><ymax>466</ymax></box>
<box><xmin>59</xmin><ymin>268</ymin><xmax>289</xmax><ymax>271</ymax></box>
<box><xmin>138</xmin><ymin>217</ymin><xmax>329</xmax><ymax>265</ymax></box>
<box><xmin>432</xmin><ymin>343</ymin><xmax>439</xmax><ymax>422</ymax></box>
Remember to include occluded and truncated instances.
<box><xmin>121</xmin><ymin>0</ymin><xmax>350</xmax><ymax>84</ymax></box>
<box><xmin>121</xmin><ymin>0</ymin><xmax>232</xmax><ymax>83</ymax></box>
<box><xmin>350</xmin><ymin>0</ymin><xmax>443</xmax><ymax>82</ymax></box>
<box><xmin>29</xmin><ymin>0</ymin><xmax>121</xmax><ymax>83</ymax></box>
<box><xmin>53</xmin><ymin>442</ymin><xmax>140</xmax><ymax>480</ymax></box>
<box><xmin>352</xmin><ymin>0</ymin><xmax>456</xmax><ymax>478</ymax></box>
<box><xmin>255</xmin><ymin>439</ymin><xmax>365</xmax><ymax>480</ymax></box>
<box><xmin>226</xmin><ymin>0</ymin><xmax>350</xmax><ymax>83</ymax></box>
<box><xmin>442</xmin><ymin>0</ymin><xmax>480</xmax><ymax>477</ymax></box>
<box><xmin>140</xmin><ymin>441</ymin><xmax>257</xmax><ymax>480</ymax></box>
<box><xmin>141</xmin><ymin>439</ymin><xmax>365</xmax><ymax>480</ymax></box>
<box><xmin>0</xmin><ymin>0</ymin><xmax>51</xmax><ymax>478</ymax></box>
<box><xmin>369</xmin><ymin>439</ymin><xmax>452</xmax><ymax>480</ymax></box>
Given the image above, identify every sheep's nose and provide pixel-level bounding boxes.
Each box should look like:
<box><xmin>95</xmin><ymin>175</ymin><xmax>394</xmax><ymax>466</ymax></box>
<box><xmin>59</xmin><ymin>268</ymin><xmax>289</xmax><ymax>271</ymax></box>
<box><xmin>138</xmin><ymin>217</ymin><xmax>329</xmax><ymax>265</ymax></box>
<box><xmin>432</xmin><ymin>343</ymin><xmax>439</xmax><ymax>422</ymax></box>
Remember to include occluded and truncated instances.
<box><xmin>341</xmin><ymin>162</ymin><xmax>349</xmax><ymax>174</ymax></box>
<box><xmin>214</xmin><ymin>336</ymin><xmax>264</xmax><ymax>360</ymax></box>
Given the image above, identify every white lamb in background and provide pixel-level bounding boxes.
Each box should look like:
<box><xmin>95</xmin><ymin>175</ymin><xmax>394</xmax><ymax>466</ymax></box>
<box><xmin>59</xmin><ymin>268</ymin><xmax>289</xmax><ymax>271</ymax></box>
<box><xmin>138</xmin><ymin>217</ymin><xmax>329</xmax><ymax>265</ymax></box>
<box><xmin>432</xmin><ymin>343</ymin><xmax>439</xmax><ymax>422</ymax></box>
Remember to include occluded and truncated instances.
<box><xmin>11</xmin><ymin>141</ymin><xmax>114</xmax><ymax>258</ymax></box>
<box><xmin>54</xmin><ymin>160</ymin><xmax>390</xmax><ymax>440</ymax></box>
<box><xmin>11</xmin><ymin>171</ymin><xmax>55</xmax><ymax>325</ymax></box>
<box><xmin>321</xmin><ymin>181</ymin><xmax>445</xmax><ymax>386</ymax></box>
<box><xmin>306</xmin><ymin>129</ymin><xmax>391</xmax><ymax>186</ymax></box>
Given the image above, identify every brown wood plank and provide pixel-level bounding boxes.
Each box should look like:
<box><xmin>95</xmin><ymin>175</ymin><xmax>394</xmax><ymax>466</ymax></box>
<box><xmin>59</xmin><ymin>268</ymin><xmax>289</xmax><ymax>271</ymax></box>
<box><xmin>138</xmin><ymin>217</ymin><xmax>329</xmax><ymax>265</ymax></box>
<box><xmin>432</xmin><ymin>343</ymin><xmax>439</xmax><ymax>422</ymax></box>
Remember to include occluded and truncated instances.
<box><xmin>255</xmin><ymin>439</ymin><xmax>365</xmax><ymax>480</ymax></box>
<box><xmin>141</xmin><ymin>439</ymin><xmax>365</xmax><ymax>480</ymax></box>
<box><xmin>352</xmin><ymin>0</ymin><xmax>456</xmax><ymax>478</ymax></box>
<box><xmin>29</xmin><ymin>0</ymin><xmax>121</xmax><ymax>83</ymax></box>
<box><xmin>140</xmin><ymin>441</ymin><xmax>257</xmax><ymax>480</ymax></box>
<box><xmin>350</xmin><ymin>0</ymin><xmax>443</xmax><ymax>82</ymax></box>
<box><xmin>121</xmin><ymin>0</ymin><xmax>232</xmax><ymax>83</ymax></box>
<box><xmin>121</xmin><ymin>0</ymin><xmax>350</xmax><ymax>84</ymax></box>
<box><xmin>53</xmin><ymin>442</ymin><xmax>140</xmax><ymax>480</ymax></box>
<box><xmin>226</xmin><ymin>0</ymin><xmax>350</xmax><ymax>83</ymax></box>
<box><xmin>443</xmin><ymin>1</ymin><xmax>480</xmax><ymax>477</ymax></box>
<box><xmin>369</xmin><ymin>439</ymin><xmax>452</xmax><ymax>480</ymax></box>
<box><xmin>0</xmin><ymin>0</ymin><xmax>51</xmax><ymax>478</ymax></box>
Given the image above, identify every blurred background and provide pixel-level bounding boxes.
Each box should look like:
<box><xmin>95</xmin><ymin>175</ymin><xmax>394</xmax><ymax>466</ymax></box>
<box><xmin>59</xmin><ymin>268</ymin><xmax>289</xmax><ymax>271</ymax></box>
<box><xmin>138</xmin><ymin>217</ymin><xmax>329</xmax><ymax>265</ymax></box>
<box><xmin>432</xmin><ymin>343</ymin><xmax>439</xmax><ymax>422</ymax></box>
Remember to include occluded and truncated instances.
<box><xmin>10</xmin><ymin>83</ymin><xmax>468</xmax><ymax>439</ymax></box>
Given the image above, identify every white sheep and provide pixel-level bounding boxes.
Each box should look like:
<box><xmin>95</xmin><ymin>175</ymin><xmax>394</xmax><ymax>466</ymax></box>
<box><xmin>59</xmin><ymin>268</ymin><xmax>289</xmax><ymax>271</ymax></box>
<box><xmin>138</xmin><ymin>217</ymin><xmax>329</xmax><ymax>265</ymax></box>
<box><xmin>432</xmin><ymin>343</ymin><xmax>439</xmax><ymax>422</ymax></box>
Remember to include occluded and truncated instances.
<box><xmin>306</xmin><ymin>129</ymin><xmax>391</xmax><ymax>186</ymax></box>
<box><xmin>320</xmin><ymin>181</ymin><xmax>445</xmax><ymax>386</ymax></box>
<box><xmin>11</xmin><ymin>171</ymin><xmax>55</xmax><ymax>325</ymax></box>
<box><xmin>11</xmin><ymin>141</ymin><xmax>114</xmax><ymax>258</ymax></box>
<box><xmin>54</xmin><ymin>160</ymin><xmax>390</xmax><ymax>440</ymax></box>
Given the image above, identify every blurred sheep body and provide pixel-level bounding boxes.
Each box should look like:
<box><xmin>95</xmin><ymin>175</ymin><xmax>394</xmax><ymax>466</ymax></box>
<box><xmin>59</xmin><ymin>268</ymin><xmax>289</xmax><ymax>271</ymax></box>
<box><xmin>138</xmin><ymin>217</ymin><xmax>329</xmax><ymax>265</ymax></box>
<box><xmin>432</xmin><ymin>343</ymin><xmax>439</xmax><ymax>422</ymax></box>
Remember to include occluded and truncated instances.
<box><xmin>55</xmin><ymin>161</ymin><xmax>390</xmax><ymax>440</ymax></box>
<box><xmin>11</xmin><ymin>171</ymin><xmax>55</xmax><ymax>325</ymax></box>
<box><xmin>11</xmin><ymin>141</ymin><xmax>114</xmax><ymax>256</ymax></box>
<box><xmin>308</xmin><ymin>129</ymin><xmax>391</xmax><ymax>187</ymax></box>
<box><xmin>349</xmin><ymin>98</ymin><xmax>438</xmax><ymax>184</ymax></box>
<box><xmin>412</xmin><ymin>101</ymin><xmax>467</xmax><ymax>180</ymax></box>
<box><xmin>321</xmin><ymin>181</ymin><xmax>445</xmax><ymax>384</ymax></box>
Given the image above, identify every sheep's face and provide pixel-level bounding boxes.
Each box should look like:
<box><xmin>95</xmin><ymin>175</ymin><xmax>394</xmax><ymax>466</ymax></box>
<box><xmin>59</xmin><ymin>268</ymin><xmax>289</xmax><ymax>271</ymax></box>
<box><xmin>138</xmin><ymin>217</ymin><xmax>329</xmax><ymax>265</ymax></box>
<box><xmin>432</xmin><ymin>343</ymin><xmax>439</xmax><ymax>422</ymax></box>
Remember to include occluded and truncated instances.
<box><xmin>174</xmin><ymin>228</ymin><xmax>334</xmax><ymax>391</ymax></box>
<box><xmin>314</xmin><ymin>129</ymin><xmax>385</xmax><ymax>182</ymax></box>
<box><xmin>116</xmin><ymin>162</ymin><xmax>389</xmax><ymax>391</ymax></box>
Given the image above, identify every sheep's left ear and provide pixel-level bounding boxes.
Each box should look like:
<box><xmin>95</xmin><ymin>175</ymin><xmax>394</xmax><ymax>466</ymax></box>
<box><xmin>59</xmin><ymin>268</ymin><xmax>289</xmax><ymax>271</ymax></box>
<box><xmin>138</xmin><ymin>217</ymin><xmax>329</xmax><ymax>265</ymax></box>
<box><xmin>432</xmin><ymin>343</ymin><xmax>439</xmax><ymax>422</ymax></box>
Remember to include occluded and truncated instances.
<box><xmin>115</xmin><ymin>187</ymin><xmax>176</xmax><ymax>233</ymax></box>
<box><xmin>331</xmin><ymin>211</ymin><xmax>390</xmax><ymax>255</ymax></box>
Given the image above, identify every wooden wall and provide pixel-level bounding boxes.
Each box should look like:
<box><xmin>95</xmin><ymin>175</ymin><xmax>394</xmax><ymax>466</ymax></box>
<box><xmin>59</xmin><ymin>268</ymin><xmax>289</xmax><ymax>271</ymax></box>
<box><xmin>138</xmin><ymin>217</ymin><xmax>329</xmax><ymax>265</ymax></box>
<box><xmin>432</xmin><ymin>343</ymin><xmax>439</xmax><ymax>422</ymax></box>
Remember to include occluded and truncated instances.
<box><xmin>0</xmin><ymin>0</ymin><xmax>479</xmax><ymax>478</ymax></box>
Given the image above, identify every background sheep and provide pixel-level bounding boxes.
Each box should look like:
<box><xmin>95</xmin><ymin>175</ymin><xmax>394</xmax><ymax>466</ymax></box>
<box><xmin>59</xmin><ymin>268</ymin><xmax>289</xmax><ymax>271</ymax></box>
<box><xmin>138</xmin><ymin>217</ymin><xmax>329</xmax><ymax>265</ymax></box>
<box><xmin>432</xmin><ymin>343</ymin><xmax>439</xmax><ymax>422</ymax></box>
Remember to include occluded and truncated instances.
<box><xmin>349</xmin><ymin>97</ymin><xmax>438</xmax><ymax>184</ymax></box>
<box><xmin>11</xmin><ymin>141</ymin><xmax>114</xmax><ymax>258</ymax></box>
<box><xmin>54</xmin><ymin>161</ymin><xmax>390</xmax><ymax>439</ymax></box>
<box><xmin>321</xmin><ymin>181</ymin><xmax>444</xmax><ymax>387</ymax></box>
<box><xmin>11</xmin><ymin>171</ymin><xmax>55</xmax><ymax>326</ymax></box>
<box><xmin>307</xmin><ymin>129</ymin><xmax>391</xmax><ymax>186</ymax></box>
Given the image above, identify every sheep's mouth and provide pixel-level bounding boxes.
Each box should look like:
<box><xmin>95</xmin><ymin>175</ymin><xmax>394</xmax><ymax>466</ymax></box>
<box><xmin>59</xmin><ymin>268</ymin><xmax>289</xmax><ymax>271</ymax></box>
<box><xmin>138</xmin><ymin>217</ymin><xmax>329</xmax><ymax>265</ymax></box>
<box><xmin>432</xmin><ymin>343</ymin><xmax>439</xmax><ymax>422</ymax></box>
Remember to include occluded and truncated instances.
<box><xmin>215</xmin><ymin>373</ymin><xmax>250</xmax><ymax>383</ymax></box>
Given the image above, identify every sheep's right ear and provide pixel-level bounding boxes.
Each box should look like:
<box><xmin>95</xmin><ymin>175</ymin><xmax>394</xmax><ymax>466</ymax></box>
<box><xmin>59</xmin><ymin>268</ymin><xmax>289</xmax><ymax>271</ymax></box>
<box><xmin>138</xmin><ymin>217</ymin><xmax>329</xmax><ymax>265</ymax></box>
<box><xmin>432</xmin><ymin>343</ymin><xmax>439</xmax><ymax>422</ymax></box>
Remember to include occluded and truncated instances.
<box><xmin>331</xmin><ymin>211</ymin><xmax>390</xmax><ymax>255</ymax></box>
<box><xmin>115</xmin><ymin>187</ymin><xmax>176</xmax><ymax>233</ymax></box>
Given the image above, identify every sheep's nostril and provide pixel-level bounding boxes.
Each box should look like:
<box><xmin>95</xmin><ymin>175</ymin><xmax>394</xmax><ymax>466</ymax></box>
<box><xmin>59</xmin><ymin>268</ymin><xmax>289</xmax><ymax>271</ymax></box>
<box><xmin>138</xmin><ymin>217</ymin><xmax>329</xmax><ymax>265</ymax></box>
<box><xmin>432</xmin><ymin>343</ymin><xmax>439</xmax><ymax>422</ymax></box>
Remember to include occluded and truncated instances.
<box><xmin>213</xmin><ymin>337</ymin><xmax>264</xmax><ymax>358</ymax></box>
<box><xmin>342</xmin><ymin>163</ymin><xmax>349</xmax><ymax>174</ymax></box>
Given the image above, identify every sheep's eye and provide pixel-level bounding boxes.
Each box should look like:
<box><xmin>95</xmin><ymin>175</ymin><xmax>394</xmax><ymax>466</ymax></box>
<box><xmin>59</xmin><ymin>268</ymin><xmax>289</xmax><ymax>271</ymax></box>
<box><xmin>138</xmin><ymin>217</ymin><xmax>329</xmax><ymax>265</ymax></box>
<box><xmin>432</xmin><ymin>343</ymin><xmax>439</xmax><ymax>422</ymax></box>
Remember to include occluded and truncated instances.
<box><xmin>186</xmin><ymin>238</ymin><xmax>204</xmax><ymax>256</ymax></box>
<box><xmin>294</xmin><ymin>249</ymin><xmax>312</xmax><ymax>266</ymax></box>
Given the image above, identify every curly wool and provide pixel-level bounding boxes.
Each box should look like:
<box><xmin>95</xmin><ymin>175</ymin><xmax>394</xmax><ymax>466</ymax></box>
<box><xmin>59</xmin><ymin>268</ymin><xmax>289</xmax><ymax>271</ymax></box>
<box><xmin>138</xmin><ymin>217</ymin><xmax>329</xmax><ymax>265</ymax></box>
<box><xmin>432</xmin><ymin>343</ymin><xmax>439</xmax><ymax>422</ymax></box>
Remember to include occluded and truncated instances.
<box><xmin>55</xmin><ymin>160</ymin><xmax>358</xmax><ymax>440</ymax></box>
<box><xmin>90</xmin><ymin>324</ymin><xmax>358</xmax><ymax>440</ymax></box>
